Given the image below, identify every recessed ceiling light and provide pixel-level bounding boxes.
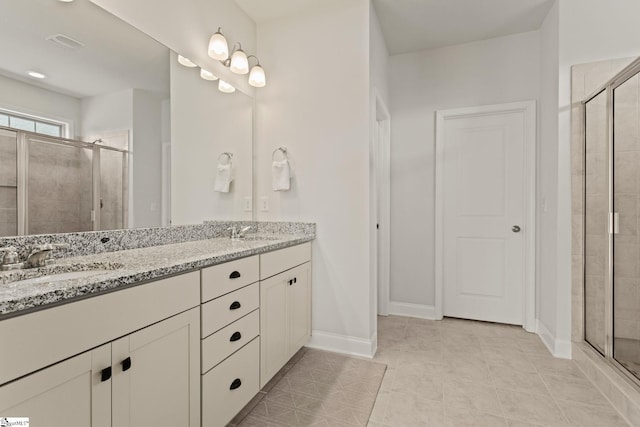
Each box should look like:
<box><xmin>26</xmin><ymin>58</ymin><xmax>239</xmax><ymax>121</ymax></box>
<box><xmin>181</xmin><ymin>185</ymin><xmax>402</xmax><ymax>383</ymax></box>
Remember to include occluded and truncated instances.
<box><xmin>27</xmin><ymin>71</ymin><xmax>46</xmax><ymax>79</ymax></box>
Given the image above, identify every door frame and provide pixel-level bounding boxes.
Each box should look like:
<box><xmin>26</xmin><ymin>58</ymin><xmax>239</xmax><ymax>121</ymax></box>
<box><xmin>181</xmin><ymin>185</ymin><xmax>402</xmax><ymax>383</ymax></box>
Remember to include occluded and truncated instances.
<box><xmin>371</xmin><ymin>88</ymin><xmax>391</xmax><ymax>317</ymax></box>
<box><xmin>435</xmin><ymin>101</ymin><xmax>536</xmax><ymax>332</ymax></box>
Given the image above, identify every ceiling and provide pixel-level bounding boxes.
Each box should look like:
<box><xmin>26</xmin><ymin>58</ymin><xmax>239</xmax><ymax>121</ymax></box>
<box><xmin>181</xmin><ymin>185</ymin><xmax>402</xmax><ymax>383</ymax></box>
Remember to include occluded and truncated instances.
<box><xmin>0</xmin><ymin>0</ymin><xmax>169</xmax><ymax>99</ymax></box>
<box><xmin>235</xmin><ymin>0</ymin><xmax>555</xmax><ymax>56</ymax></box>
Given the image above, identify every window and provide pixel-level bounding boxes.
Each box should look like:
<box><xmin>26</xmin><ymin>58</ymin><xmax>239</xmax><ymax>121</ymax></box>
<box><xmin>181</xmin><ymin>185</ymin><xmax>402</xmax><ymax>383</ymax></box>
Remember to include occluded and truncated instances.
<box><xmin>0</xmin><ymin>110</ymin><xmax>65</xmax><ymax>137</ymax></box>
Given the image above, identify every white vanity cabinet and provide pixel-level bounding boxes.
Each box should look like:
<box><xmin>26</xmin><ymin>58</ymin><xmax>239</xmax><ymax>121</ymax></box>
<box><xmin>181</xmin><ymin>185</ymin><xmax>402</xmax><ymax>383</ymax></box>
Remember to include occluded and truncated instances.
<box><xmin>0</xmin><ymin>272</ymin><xmax>201</xmax><ymax>427</ymax></box>
<box><xmin>259</xmin><ymin>243</ymin><xmax>312</xmax><ymax>388</ymax></box>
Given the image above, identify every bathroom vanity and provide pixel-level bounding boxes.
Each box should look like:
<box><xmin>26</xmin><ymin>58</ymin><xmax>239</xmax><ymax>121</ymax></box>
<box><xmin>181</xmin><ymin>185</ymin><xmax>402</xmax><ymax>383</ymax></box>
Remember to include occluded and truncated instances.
<box><xmin>0</xmin><ymin>225</ymin><xmax>313</xmax><ymax>427</ymax></box>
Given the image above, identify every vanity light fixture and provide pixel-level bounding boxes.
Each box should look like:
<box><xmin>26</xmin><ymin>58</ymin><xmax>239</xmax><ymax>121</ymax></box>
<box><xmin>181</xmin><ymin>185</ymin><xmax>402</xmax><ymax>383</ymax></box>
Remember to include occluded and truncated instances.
<box><xmin>178</xmin><ymin>55</ymin><xmax>197</xmax><ymax>67</ymax></box>
<box><xmin>27</xmin><ymin>71</ymin><xmax>46</xmax><ymax>79</ymax></box>
<box><xmin>200</xmin><ymin>68</ymin><xmax>218</xmax><ymax>81</ymax></box>
<box><xmin>207</xmin><ymin>27</ymin><xmax>267</xmax><ymax>89</ymax></box>
<box><xmin>218</xmin><ymin>79</ymin><xmax>236</xmax><ymax>93</ymax></box>
<box><xmin>208</xmin><ymin>28</ymin><xmax>229</xmax><ymax>60</ymax></box>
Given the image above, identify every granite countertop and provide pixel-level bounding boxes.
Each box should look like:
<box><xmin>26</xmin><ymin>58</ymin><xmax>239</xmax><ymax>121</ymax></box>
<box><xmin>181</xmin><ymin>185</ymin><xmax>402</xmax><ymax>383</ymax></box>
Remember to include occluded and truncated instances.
<box><xmin>0</xmin><ymin>233</ymin><xmax>313</xmax><ymax>319</ymax></box>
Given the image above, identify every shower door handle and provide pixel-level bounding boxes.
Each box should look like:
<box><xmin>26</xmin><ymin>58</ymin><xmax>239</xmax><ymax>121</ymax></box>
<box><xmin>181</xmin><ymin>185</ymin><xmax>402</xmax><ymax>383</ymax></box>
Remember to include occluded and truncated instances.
<box><xmin>512</xmin><ymin>225</ymin><xmax>521</xmax><ymax>233</ymax></box>
<box><xmin>609</xmin><ymin>212</ymin><xmax>620</xmax><ymax>234</ymax></box>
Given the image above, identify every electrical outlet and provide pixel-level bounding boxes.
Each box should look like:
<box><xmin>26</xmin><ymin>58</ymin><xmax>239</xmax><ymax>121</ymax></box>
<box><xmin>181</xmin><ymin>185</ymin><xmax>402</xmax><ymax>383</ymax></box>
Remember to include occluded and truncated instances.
<box><xmin>260</xmin><ymin>196</ymin><xmax>269</xmax><ymax>212</ymax></box>
<box><xmin>243</xmin><ymin>197</ymin><xmax>252</xmax><ymax>212</ymax></box>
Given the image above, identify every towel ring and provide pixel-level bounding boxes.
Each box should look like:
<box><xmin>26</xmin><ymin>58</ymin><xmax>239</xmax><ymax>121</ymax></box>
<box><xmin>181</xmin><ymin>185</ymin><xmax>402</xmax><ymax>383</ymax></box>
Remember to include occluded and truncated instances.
<box><xmin>272</xmin><ymin>146</ymin><xmax>288</xmax><ymax>161</ymax></box>
<box><xmin>218</xmin><ymin>152</ymin><xmax>233</xmax><ymax>164</ymax></box>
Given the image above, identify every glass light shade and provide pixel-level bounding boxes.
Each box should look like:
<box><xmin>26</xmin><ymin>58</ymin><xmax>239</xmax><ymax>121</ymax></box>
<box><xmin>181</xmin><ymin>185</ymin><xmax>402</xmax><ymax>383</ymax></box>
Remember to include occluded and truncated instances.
<box><xmin>200</xmin><ymin>68</ymin><xmax>218</xmax><ymax>81</ymax></box>
<box><xmin>229</xmin><ymin>49</ymin><xmax>249</xmax><ymax>74</ymax></box>
<box><xmin>248</xmin><ymin>65</ymin><xmax>266</xmax><ymax>87</ymax></box>
<box><xmin>208</xmin><ymin>32</ymin><xmax>229</xmax><ymax>60</ymax></box>
<box><xmin>177</xmin><ymin>55</ymin><xmax>197</xmax><ymax>67</ymax></box>
<box><xmin>218</xmin><ymin>79</ymin><xmax>236</xmax><ymax>93</ymax></box>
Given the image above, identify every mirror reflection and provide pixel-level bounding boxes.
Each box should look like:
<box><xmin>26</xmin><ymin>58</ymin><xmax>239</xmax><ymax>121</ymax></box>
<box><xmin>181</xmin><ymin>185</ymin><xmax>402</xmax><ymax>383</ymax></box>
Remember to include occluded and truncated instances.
<box><xmin>0</xmin><ymin>0</ymin><xmax>254</xmax><ymax>237</ymax></box>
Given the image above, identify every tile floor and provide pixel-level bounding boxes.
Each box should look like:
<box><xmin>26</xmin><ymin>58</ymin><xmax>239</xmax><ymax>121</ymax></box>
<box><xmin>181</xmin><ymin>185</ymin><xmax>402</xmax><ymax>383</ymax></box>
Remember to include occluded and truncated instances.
<box><xmin>369</xmin><ymin>315</ymin><xmax>631</xmax><ymax>427</ymax></box>
<box><xmin>232</xmin><ymin>347</ymin><xmax>387</xmax><ymax>426</ymax></box>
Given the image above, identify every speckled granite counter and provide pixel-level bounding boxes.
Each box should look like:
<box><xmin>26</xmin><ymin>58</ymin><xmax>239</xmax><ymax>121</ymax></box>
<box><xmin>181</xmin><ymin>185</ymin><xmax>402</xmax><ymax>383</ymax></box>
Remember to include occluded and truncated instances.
<box><xmin>0</xmin><ymin>232</ymin><xmax>313</xmax><ymax>319</ymax></box>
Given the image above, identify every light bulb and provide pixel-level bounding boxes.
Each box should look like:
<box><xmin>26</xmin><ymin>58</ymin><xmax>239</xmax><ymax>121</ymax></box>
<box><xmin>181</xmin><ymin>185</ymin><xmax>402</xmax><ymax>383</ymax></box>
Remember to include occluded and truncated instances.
<box><xmin>177</xmin><ymin>55</ymin><xmax>197</xmax><ymax>67</ymax></box>
<box><xmin>200</xmin><ymin>68</ymin><xmax>218</xmax><ymax>81</ymax></box>
<box><xmin>218</xmin><ymin>79</ymin><xmax>236</xmax><ymax>93</ymax></box>
<box><xmin>229</xmin><ymin>49</ymin><xmax>249</xmax><ymax>74</ymax></box>
<box><xmin>208</xmin><ymin>30</ymin><xmax>229</xmax><ymax>60</ymax></box>
<box><xmin>28</xmin><ymin>71</ymin><xmax>46</xmax><ymax>79</ymax></box>
<box><xmin>248</xmin><ymin>65</ymin><xmax>266</xmax><ymax>87</ymax></box>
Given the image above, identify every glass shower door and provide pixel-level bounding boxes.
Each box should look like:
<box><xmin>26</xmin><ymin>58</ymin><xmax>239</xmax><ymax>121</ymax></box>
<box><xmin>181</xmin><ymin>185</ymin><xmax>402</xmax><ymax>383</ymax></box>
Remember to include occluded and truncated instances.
<box><xmin>27</xmin><ymin>137</ymin><xmax>94</xmax><ymax>234</ymax></box>
<box><xmin>584</xmin><ymin>90</ymin><xmax>609</xmax><ymax>355</ymax></box>
<box><xmin>613</xmin><ymin>72</ymin><xmax>640</xmax><ymax>378</ymax></box>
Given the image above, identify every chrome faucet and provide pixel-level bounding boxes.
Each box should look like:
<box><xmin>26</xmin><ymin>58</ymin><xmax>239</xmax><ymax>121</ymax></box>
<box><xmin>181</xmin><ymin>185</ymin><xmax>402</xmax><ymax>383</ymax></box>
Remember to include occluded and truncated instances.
<box><xmin>24</xmin><ymin>243</ymin><xmax>70</xmax><ymax>268</ymax></box>
<box><xmin>228</xmin><ymin>226</ymin><xmax>253</xmax><ymax>240</ymax></box>
<box><xmin>238</xmin><ymin>226</ymin><xmax>252</xmax><ymax>238</ymax></box>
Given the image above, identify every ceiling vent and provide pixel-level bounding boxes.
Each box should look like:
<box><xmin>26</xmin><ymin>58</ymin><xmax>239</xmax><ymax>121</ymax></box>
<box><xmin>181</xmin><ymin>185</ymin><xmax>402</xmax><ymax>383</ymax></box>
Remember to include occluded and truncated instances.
<box><xmin>46</xmin><ymin>34</ymin><xmax>85</xmax><ymax>50</ymax></box>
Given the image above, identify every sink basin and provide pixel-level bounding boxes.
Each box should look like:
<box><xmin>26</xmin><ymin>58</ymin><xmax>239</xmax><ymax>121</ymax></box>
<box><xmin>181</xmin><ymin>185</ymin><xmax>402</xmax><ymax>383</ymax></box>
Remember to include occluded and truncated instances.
<box><xmin>1</xmin><ymin>262</ymin><xmax>123</xmax><ymax>286</ymax></box>
<box><xmin>12</xmin><ymin>270</ymin><xmax>112</xmax><ymax>286</ymax></box>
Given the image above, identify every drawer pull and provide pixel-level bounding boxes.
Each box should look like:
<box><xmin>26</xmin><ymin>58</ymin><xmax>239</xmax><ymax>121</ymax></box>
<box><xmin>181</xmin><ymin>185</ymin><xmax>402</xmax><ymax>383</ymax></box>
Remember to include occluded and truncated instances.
<box><xmin>229</xmin><ymin>271</ymin><xmax>241</xmax><ymax>279</ymax></box>
<box><xmin>101</xmin><ymin>366</ymin><xmax>112</xmax><ymax>382</ymax></box>
<box><xmin>230</xmin><ymin>301</ymin><xmax>241</xmax><ymax>310</ymax></box>
<box><xmin>122</xmin><ymin>357</ymin><xmax>132</xmax><ymax>372</ymax></box>
<box><xmin>288</xmin><ymin>279</ymin><xmax>293</xmax><ymax>286</ymax></box>
<box><xmin>294</xmin><ymin>277</ymin><xmax>297</xmax><ymax>283</ymax></box>
<box><xmin>230</xmin><ymin>378</ymin><xmax>242</xmax><ymax>390</ymax></box>
<box><xmin>230</xmin><ymin>331</ymin><xmax>242</xmax><ymax>342</ymax></box>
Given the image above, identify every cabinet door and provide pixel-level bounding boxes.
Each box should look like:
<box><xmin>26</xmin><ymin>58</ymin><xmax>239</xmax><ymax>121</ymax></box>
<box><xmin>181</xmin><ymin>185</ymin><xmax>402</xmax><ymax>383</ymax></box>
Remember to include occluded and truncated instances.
<box><xmin>0</xmin><ymin>344</ymin><xmax>111</xmax><ymax>427</ymax></box>
<box><xmin>112</xmin><ymin>307</ymin><xmax>200</xmax><ymax>427</ymax></box>
<box><xmin>288</xmin><ymin>262</ymin><xmax>311</xmax><ymax>356</ymax></box>
<box><xmin>260</xmin><ymin>271</ymin><xmax>289</xmax><ymax>388</ymax></box>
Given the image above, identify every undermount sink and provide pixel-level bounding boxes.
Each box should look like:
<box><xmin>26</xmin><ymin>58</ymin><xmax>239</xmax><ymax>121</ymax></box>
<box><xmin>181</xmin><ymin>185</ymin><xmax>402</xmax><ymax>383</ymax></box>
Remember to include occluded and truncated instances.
<box><xmin>1</xmin><ymin>262</ymin><xmax>123</xmax><ymax>286</ymax></box>
<box><xmin>11</xmin><ymin>270</ymin><xmax>112</xmax><ymax>286</ymax></box>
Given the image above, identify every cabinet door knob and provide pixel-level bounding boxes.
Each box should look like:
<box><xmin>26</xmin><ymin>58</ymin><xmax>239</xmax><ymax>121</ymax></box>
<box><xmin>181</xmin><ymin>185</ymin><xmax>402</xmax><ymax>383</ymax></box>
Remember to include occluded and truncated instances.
<box><xmin>101</xmin><ymin>366</ymin><xmax>112</xmax><ymax>382</ymax></box>
<box><xmin>122</xmin><ymin>357</ymin><xmax>132</xmax><ymax>372</ymax></box>
<box><xmin>230</xmin><ymin>378</ymin><xmax>242</xmax><ymax>390</ymax></box>
<box><xmin>230</xmin><ymin>301</ymin><xmax>241</xmax><ymax>310</ymax></box>
<box><xmin>230</xmin><ymin>331</ymin><xmax>242</xmax><ymax>342</ymax></box>
<box><xmin>229</xmin><ymin>271</ymin><xmax>241</xmax><ymax>279</ymax></box>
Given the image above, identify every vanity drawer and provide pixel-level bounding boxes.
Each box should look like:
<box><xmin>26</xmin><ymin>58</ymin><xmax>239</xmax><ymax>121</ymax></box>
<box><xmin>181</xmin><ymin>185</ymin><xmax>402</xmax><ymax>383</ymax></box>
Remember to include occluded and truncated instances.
<box><xmin>202</xmin><ymin>309</ymin><xmax>259</xmax><ymax>373</ymax></box>
<box><xmin>201</xmin><ymin>256</ymin><xmax>259</xmax><ymax>303</ymax></box>
<box><xmin>201</xmin><ymin>283</ymin><xmax>259</xmax><ymax>338</ymax></box>
<box><xmin>260</xmin><ymin>242</ymin><xmax>311</xmax><ymax>279</ymax></box>
<box><xmin>202</xmin><ymin>337</ymin><xmax>259</xmax><ymax>427</ymax></box>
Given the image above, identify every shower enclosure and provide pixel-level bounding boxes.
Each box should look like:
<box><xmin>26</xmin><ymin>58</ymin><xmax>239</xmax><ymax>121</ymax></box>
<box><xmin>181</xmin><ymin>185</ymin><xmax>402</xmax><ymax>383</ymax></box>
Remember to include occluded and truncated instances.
<box><xmin>0</xmin><ymin>127</ymin><xmax>129</xmax><ymax>236</ymax></box>
<box><xmin>584</xmin><ymin>58</ymin><xmax>640</xmax><ymax>383</ymax></box>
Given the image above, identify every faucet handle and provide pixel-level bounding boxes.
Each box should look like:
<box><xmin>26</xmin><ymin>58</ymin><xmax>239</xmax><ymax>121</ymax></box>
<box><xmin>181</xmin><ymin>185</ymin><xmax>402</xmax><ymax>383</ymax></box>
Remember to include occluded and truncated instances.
<box><xmin>0</xmin><ymin>246</ymin><xmax>17</xmax><ymax>253</ymax></box>
<box><xmin>0</xmin><ymin>246</ymin><xmax>22</xmax><ymax>269</ymax></box>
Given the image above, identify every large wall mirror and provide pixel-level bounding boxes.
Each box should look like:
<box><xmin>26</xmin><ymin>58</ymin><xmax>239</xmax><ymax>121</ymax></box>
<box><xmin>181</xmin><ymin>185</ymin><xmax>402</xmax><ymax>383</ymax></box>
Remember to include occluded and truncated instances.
<box><xmin>0</xmin><ymin>0</ymin><xmax>253</xmax><ymax>237</ymax></box>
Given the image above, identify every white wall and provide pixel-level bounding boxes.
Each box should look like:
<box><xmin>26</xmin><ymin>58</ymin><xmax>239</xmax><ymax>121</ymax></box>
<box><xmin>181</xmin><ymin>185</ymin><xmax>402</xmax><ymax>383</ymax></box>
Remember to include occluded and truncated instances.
<box><xmin>537</xmin><ymin>0</ymin><xmax>562</xmax><ymax>353</ymax></box>
<box><xmin>0</xmin><ymin>74</ymin><xmax>81</xmax><ymax>137</ymax></box>
<box><xmin>132</xmin><ymin>89</ymin><xmax>164</xmax><ymax>228</ymax></box>
<box><xmin>170</xmin><ymin>52</ymin><xmax>253</xmax><ymax>224</ymax></box>
<box><xmin>389</xmin><ymin>31</ymin><xmax>541</xmax><ymax>313</ymax></box>
<box><xmin>255</xmin><ymin>0</ymin><xmax>374</xmax><ymax>356</ymax></box>
<box><xmin>80</xmin><ymin>89</ymin><xmax>133</xmax><ymax>138</ymax></box>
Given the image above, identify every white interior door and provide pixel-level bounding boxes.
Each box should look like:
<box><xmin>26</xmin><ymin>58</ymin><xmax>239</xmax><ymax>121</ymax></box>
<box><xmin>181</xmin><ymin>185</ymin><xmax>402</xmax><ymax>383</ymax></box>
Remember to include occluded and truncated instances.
<box><xmin>439</xmin><ymin>106</ymin><xmax>529</xmax><ymax>325</ymax></box>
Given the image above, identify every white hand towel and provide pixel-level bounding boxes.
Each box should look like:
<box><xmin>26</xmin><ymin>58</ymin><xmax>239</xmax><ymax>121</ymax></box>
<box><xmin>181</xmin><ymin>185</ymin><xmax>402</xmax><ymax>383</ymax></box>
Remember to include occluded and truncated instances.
<box><xmin>272</xmin><ymin>158</ymin><xmax>291</xmax><ymax>191</ymax></box>
<box><xmin>214</xmin><ymin>163</ymin><xmax>233</xmax><ymax>192</ymax></box>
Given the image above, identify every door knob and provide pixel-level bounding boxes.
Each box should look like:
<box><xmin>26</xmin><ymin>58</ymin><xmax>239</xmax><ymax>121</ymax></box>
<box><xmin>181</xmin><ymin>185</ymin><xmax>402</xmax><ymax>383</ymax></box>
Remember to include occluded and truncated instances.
<box><xmin>512</xmin><ymin>225</ymin><xmax>521</xmax><ymax>233</ymax></box>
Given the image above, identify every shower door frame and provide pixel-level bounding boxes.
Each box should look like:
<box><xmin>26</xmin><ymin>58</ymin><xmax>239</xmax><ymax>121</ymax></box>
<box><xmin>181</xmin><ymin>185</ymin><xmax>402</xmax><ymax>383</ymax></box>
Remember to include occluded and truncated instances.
<box><xmin>2</xmin><ymin>126</ymin><xmax>131</xmax><ymax>235</ymax></box>
<box><xmin>582</xmin><ymin>57</ymin><xmax>640</xmax><ymax>387</ymax></box>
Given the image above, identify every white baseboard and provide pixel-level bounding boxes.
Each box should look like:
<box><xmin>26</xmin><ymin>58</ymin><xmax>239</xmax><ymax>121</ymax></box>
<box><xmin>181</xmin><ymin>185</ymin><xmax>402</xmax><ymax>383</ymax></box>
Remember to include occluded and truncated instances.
<box><xmin>536</xmin><ymin>320</ymin><xmax>572</xmax><ymax>359</ymax></box>
<box><xmin>306</xmin><ymin>330</ymin><xmax>376</xmax><ymax>358</ymax></box>
<box><xmin>388</xmin><ymin>301</ymin><xmax>437</xmax><ymax>319</ymax></box>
